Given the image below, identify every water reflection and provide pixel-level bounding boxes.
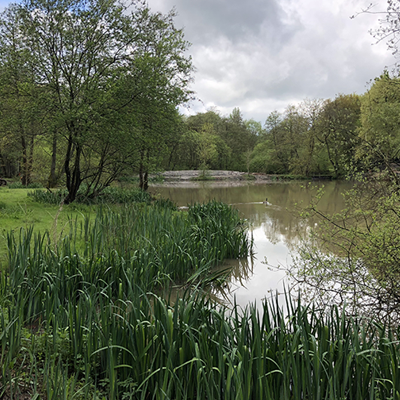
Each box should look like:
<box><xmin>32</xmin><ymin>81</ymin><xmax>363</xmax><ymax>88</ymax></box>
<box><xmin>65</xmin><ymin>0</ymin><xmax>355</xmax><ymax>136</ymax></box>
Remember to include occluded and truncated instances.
<box><xmin>152</xmin><ymin>181</ymin><xmax>352</xmax><ymax>307</ymax></box>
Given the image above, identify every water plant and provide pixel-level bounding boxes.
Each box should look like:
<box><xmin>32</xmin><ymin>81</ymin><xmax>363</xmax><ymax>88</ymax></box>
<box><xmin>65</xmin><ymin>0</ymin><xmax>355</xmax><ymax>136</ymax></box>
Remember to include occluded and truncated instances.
<box><xmin>0</xmin><ymin>200</ymin><xmax>252</xmax><ymax>398</ymax></box>
<box><xmin>3</xmin><ymin>285</ymin><xmax>400</xmax><ymax>399</ymax></box>
<box><xmin>3</xmin><ymin>199</ymin><xmax>400</xmax><ymax>399</ymax></box>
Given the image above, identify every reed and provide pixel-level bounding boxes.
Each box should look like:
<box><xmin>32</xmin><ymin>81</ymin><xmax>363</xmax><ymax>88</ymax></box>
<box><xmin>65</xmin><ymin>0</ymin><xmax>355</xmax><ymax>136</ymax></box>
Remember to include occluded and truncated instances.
<box><xmin>4</xmin><ymin>201</ymin><xmax>250</xmax><ymax>323</ymax></box>
<box><xmin>2</xmin><ymin>201</ymin><xmax>400</xmax><ymax>399</ymax></box>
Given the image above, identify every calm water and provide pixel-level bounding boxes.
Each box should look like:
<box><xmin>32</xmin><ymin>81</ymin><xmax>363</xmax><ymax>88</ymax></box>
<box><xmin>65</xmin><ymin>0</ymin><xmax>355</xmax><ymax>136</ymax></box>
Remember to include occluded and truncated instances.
<box><xmin>151</xmin><ymin>180</ymin><xmax>353</xmax><ymax>307</ymax></box>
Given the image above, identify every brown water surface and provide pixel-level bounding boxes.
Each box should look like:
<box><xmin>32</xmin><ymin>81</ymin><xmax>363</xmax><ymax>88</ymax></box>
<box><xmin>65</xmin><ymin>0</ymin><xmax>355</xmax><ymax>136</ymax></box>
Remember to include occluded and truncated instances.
<box><xmin>152</xmin><ymin>180</ymin><xmax>352</xmax><ymax>307</ymax></box>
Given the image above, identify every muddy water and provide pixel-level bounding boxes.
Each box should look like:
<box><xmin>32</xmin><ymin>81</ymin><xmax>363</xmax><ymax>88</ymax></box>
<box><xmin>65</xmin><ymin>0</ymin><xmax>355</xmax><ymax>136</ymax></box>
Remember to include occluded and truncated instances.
<box><xmin>151</xmin><ymin>180</ymin><xmax>352</xmax><ymax>307</ymax></box>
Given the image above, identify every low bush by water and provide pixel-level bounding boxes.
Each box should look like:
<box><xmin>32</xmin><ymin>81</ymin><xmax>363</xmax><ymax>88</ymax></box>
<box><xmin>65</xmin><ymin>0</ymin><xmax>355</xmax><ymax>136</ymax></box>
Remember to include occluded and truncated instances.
<box><xmin>29</xmin><ymin>186</ymin><xmax>153</xmax><ymax>205</ymax></box>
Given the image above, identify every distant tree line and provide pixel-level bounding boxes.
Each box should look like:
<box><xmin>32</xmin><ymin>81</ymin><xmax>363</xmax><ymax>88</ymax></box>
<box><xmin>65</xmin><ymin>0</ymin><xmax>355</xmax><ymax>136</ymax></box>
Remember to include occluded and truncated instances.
<box><xmin>163</xmin><ymin>72</ymin><xmax>400</xmax><ymax>179</ymax></box>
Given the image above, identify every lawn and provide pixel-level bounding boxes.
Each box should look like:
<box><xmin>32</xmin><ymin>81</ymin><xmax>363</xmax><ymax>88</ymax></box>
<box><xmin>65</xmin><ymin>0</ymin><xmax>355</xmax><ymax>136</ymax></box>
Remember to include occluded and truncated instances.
<box><xmin>0</xmin><ymin>188</ymin><xmax>94</xmax><ymax>267</ymax></box>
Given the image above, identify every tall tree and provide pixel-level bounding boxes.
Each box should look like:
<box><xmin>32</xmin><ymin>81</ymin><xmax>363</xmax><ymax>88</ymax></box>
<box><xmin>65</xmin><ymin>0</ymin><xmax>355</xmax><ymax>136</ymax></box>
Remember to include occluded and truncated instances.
<box><xmin>0</xmin><ymin>5</ymin><xmax>47</xmax><ymax>184</ymax></box>
<box><xmin>0</xmin><ymin>0</ymin><xmax>193</xmax><ymax>202</ymax></box>
<box><xmin>357</xmin><ymin>74</ymin><xmax>400</xmax><ymax>175</ymax></box>
<box><xmin>315</xmin><ymin>94</ymin><xmax>361</xmax><ymax>178</ymax></box>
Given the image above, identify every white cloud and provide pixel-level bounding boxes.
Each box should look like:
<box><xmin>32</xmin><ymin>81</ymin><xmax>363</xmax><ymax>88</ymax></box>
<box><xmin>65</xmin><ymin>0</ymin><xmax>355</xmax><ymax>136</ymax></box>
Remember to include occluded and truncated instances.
<box><xmin>160</xmin><ymin>0</ymin><xmax>393</xmax><ymax>122</ymax></box>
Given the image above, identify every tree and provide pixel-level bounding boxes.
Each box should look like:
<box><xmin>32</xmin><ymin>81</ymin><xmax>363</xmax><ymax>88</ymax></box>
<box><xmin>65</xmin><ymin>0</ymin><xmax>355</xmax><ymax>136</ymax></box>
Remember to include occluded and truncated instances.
<box><xmin>0</xmin><ymin>5</ymin><xmax>48</xmax><ymax>184</ymax></box>
<box><xmin>197</xmin><ymin>123</ymin><xmax>218</xmax><ymax>172</ymax></box>
<box><xmin>355</xmin><ymin>0</ymin><xmax>400</xmax><ymax>63</ymax></box>
<box><xmin>182</xmin><ymin>110</ymin><xmax>232</xmax><ymax>170</ymax></box>
<box><xmin>0</xmin><ymin>0</ymin><xmax>193</xmax><ymax>202</ymax></box>
<box><xmin>314</xmin><ymin>94</ymin><xmax>361</xmax><ymax>178</ymax></box>
<box><xmin>221</xmin><ymin>108</ymin><xmax>257</xmax><ymax>171</ymax></box>
<box><xmin>256</xmin><ymin>106</ymin><xmax>310</xmax><ymax>175</ymax></box>
<box><xmin>357</xmin><ymin>73</ymin><xmax>400</xmax><ymax>178</ymax></box>
<box><xmin>294</xmin><ymin>1</ymin><xmax>400</xmax><ymax>321</ymax></box>
<box><xmin>293</xmin><ymin>177</ymin><xmax>400</xmax><ymax>321</ymax></box>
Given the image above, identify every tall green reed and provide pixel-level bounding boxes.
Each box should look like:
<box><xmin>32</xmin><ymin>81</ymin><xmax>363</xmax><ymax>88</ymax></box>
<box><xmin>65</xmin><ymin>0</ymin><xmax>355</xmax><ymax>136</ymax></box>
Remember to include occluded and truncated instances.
<box><xmin>3</xmin><ymin>284</ymin><xmax>400</xmax><ymax>399</ymax></box>
<box><xmin>4</xmin><ymin>200</ymin><xmax>400</xmax><ymax>399</ymax></box>
<box><xmin>4</xmin><ymin>201</ymin><xmax>251</xmax><ymax>324</ymax></box>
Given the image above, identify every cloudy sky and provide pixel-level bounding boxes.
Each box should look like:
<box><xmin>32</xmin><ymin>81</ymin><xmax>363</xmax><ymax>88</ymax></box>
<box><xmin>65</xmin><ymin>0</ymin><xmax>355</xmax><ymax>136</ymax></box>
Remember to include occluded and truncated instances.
<box><xmin>0</xmin><ymin>0</ymin><xmax>394</xmax><ymax>122</ymax></box>
<box><xmin>145</xmin><ymin>0</ymin><xmax>394</xmax><ymax>122</ymax></box>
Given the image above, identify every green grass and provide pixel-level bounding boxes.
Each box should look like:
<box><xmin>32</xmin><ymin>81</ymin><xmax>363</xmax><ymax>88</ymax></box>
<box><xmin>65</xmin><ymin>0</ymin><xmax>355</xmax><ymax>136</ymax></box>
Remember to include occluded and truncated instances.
<box><xmin>0</xmin><ymin>187</ymin><xmax>156</xmax><ymax>267</ymax></box>
<box><xmin>0</xmin><ymin>189</ymin><xmax>94</xmax><ymax>268</ymax></box>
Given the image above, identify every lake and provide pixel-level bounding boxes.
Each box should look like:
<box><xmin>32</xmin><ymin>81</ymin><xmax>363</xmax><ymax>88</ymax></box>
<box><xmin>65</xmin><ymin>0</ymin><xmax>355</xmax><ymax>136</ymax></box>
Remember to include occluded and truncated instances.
<box><xmin>151</xmin><ymin>180</ymin><xmax>353</xmax><ymax>307</ymax></box>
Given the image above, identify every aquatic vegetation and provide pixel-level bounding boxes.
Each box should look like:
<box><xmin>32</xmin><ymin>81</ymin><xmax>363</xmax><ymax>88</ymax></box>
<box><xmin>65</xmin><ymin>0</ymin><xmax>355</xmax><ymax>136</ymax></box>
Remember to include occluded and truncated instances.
<box><xmin>2</xmin><ymin>285</ymin><xmax>400</xmax><ymax>399</ymax></box>
<box><xmin>2</xmin><ymin>199</ymin><xmax>400</xmax><ymax>399</ymax></box>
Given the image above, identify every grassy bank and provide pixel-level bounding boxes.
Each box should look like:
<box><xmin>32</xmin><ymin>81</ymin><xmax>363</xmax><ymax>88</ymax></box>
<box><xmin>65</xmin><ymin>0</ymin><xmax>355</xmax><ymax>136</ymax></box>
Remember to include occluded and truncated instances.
<box><xmin>0</xmin><ymin>188</ymin><xmax>98</xmax><ymax>268</ymax></box>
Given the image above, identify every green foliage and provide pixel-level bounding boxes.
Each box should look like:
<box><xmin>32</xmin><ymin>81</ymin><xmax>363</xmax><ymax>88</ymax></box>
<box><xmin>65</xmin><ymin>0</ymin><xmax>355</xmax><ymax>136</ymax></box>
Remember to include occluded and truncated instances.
<box><xmin>317</xmin><ymin>94</ymin><xmax>361</xmax><ymax>177</ymax></box>
<box><xmin>295</xmin><ymin>178</ymin><xmax>400</xmax><ymax>320</ymax></box>
<box><xmin>0</xmin><ymin>0</ymin><xmax>193</xmax><ymax>202</ymax></box>
<box><xmin>174</xmin><ymin>108</ymin><xmax>257</xmax><ymax>172</ymax></box>
<box><xmin>358</xmin><ymin>72</ymin><xmax>400</xmax><ymax>169</ymax></box>
<box><xmin>29</xmin><ymin>187</ymin><xmax>153</xmax><ymax>205</ymax></box>
<box><xmin>249</xmin><ymin>96</ymin><xmax>361</xmax><ymax>178</ymax></box>
<box><xmin>3</xmin><ymin>284</ymin><xmax>400</xmax><ymax>399</ymax></box>
<box><xmin>8</xmin><ymin>181</ymin><xmax>43</xmax><ymax>189</ymax></box>
<box><xmin>5</xmin><ymin>201</ymin><xmax>250</xmax><ymax>303</ymax></box>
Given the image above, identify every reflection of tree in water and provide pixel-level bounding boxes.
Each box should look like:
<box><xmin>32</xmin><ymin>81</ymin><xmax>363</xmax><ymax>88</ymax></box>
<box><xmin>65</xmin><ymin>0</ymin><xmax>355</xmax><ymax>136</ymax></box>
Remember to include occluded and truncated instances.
<box><xmin>209</xmin><ymin>256</ymin><xmax>254</xmax><ymax>304</ymax></box>
<box><xmin>155</xmin><ymin>180</ymin><xmax>353</xmax><ymax>257</ymax></box>
<box><xmin>245</xmin><ymin>182</ymin><xmax>351</xmax><ymax>251</ymax></box>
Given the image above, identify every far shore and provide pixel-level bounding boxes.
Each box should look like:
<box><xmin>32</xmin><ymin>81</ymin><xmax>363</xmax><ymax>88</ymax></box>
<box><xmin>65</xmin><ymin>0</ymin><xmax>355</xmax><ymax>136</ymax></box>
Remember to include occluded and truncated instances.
<box><xmin>158</xmin><ymin>170</ymin><xmax>274</xmax><ymax>182</ymax></box>
<box><xmin>151</xmin><ymin>170</ymin><xmax>332</xmax><ymax>185</ymax></box>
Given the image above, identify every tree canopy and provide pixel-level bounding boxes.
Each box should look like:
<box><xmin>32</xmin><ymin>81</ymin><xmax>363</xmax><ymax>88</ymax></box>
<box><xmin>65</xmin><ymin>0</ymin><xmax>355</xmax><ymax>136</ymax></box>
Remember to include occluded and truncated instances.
<box><xmin>0</xmin><ymin>0</ymin><xmax>193</xmax><ymax>202</ymax></box>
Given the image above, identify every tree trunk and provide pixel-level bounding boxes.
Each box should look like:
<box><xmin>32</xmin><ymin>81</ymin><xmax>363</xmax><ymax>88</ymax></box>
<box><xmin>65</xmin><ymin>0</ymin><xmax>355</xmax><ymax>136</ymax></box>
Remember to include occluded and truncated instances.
<box><xmin>48</xmin><ymin>132</ymin><xmax>58</xmax><ymax>188</ymax></box>
<box><xmin>138</xmin><ymin>149</ymin><xmax>150</xmax><ymax>191</ymax></box>
<box><xmin>21</xmin><ymin>131</ymin><xmax>30</xmax><ymax>186</ymax></box>
<box><xmin>64</xmin><ymin>139</ymin><xmax>82</xmax><ymax>204</ymax></box>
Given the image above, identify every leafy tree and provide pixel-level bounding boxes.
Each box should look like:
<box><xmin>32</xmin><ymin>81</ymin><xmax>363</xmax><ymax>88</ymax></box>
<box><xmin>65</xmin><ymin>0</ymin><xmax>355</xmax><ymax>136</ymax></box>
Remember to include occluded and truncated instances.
<box><xmin>315</xmin><ymin>94</ymin><xmax>361</xmax><ymax>178</ymax></box>
<box><xmin>295</xmin><ymin>178</ymin><xmax>400</xmax><ymax>320</ymax></box>
<box><xmin>0</xmin><ymin>5</ymin><xmax>47</xmax><ymax>184</ymax></box>
<box><xmin>0</xmin><ymin>0</ymin><xmax>193</xmax><ymax>202</ymax></box>
<box><xmin>222</xmin><ymin>108</ymin><xmax>258</xmax><ymax>170</ymax></box>
<box><xmin>186</xmin><ymin>110</ymin><xmax>224</xmax><ymax>133</ymax></box>
<box><xmin>198</xmin><ymin>123</ymin><xmax>218</xmax><ymax>171</ymax></box>
<box><xmin>255</xmin><ymin>107</ymin><xmax>309</xmax><ymax>175</ymax></box>
<box><xmin>250</xmin><ymin>111</ymin><xmax>284</xmax><ymax>173</ymax></box>
<box><xmin>296</xmin><ymin>99</ymin><xmax>325</xmax><ymax>176</ymax></box>
<box><xmin>295</xmin><ymin>1</ymin><xmax>400</xmax><ymax>321</ymax></box>
<box><xmin>357</xmin><ymin>73</ymin><xmax>400</xmax><ymax>177</ymax></box>
<box><xmin>176</xmin><ymin>129</ymin><xmax>201</xmax><ymax>169</ymax></box>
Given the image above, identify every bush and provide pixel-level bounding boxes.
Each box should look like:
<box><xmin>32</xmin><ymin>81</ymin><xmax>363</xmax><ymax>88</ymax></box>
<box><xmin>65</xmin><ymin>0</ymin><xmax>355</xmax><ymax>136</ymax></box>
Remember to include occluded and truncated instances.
<box><xmin>28</xmin><ymin>186</ymin><xmax>153</xmax><ymax>205</ymax></box>
<box><xmin>8</xmin><ymin>181</ymin><xmax>43</xmax><ymax>189</ymax></box>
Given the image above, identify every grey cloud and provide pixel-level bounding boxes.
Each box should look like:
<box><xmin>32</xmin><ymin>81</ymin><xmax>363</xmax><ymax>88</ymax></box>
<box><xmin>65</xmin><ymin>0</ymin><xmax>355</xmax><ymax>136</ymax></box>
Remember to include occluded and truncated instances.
<box><xmin>159</xmin><ymin>0</ymin><xmax>302</xmax><ymax>49</ymax></box>
<box><xmin>148</xmin><ymin>0</ymin><xmax>395</xmax><ymax>122</ymax></box>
